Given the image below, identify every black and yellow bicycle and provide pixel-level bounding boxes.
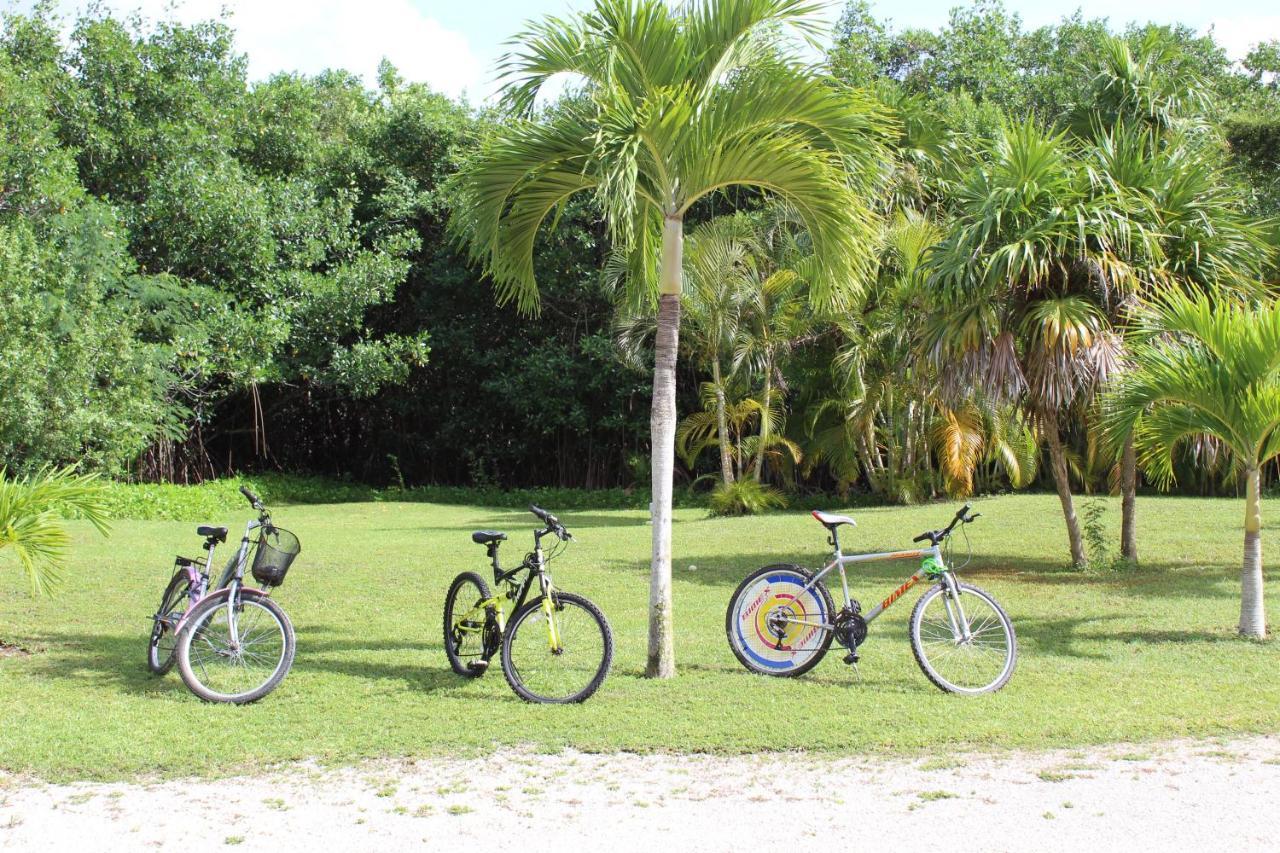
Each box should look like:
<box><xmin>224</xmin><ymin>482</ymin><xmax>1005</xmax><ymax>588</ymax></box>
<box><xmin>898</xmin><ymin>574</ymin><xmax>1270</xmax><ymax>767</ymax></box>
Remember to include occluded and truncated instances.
<box><xmin>443</xmin><ymin>505</ymin><xmax>612</xmax><ymax>703</ymax></box>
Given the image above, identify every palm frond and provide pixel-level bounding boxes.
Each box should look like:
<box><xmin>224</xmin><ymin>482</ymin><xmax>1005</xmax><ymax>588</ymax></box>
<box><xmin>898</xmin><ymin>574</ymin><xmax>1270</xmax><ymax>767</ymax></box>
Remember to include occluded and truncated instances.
<box><xmin>0</xmin><ymin>467</ymin><xmax>110</xmax><ymax>596</ymax></box>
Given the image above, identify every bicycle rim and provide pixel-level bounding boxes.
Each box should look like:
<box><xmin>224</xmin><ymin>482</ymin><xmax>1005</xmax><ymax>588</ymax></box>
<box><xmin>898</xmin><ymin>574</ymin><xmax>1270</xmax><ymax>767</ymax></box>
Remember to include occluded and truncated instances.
<box><xmin>149</xmin><ymin>573</ymin><xmax>191</xmax><ymax>673</ymax></box>
<box><xmin>445</xmin><ymin>575</ymin><xmax>492</xmax><ymax>672</ymax></box>
<box><xmin>728</xmin><ymin>568</ymin><xmax>831</xmax><ymax>675</ymax></box>
<box><xmin>184</xmin><ymin>598</ymin><xmax>289</xmax><ymax>700</ymax></box>
<box><xmin>505</xmin><ymin>595</ymin><xmax>608</xmax><ymax>702</ymax></box>
<box><xmin>912</xmin><ymin>584</ymin><xmax>1015</xmax><ymax>694</ymax></box>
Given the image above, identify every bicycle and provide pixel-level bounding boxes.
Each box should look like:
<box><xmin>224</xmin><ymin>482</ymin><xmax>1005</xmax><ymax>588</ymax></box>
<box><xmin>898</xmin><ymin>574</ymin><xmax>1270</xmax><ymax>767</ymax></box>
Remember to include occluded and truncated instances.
<box><xmin>147</xmin><ymin>486</ymin><xmax>300</xmax><ymax>704</ymax></box>
<box><xmin>725</xmin><ymin>503</ymin><xmax>1016</xmax><ymax>694</ymax></box>
<box><xmin>442</xmin><ymin>505</ymin><xmax>613</xmax><ymax>704</ymax></box>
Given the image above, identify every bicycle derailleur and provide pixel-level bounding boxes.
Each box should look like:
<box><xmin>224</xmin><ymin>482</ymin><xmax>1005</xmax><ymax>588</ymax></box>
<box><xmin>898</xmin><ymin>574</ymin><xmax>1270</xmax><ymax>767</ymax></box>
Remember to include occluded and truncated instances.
<box><xmin>833</xmin><ymin>603</ymin><xmax>867</xmax><ymax>666</ymax></box>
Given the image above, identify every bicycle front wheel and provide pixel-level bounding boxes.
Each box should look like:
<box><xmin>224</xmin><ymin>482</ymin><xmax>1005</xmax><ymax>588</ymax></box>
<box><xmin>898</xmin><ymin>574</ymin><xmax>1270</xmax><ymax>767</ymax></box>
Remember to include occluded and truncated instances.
<box><xmin>148</xmin><ymin>570</ymin><xmax>194</xmax><ymax>675</ymax></box>
<box><xmin>177</xmin><ymin>591</ymin><xmax>296</xmax><ymax>704</ymax></box>
<box><xmin>501</xmin><ymin>592</ymin><xmax>612</xmax><ymax>704</ymax></box>
<box><xmin>909</xmin><ymin>581</ymin><xmax>1016</xmax><ymax>695</ymax></box>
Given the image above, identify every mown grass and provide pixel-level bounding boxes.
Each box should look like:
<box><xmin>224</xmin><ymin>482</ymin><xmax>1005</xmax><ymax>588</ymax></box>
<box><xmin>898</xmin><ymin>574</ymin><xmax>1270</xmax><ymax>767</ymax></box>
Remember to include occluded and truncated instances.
<box><xmin>1</xmin><ymin>493</ymin><xmax>1277</xmax><ymax>781</ymax></box>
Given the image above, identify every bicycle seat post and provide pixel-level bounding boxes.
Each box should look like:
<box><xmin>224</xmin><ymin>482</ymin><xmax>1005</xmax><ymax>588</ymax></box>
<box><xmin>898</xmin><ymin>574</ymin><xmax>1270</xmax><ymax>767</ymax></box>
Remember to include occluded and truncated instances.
<box><xmin>487</xmin><ymin>542</ymin><xmax>502</xmax><ymax>583</ymax></box>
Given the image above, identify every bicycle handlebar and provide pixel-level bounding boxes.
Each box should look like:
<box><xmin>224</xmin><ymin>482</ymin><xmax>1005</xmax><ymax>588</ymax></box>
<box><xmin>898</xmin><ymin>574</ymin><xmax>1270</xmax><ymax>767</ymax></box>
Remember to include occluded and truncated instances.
<box><xmin>529</xmin><ymin>504</ymin><xmax>573</xmax><ymax>541</ymax></box>
<box><xmin>240</xmin><ymin>485</ymin><xmax>266</xmax><ymax>513</ymax></box>
<box><xmin>913</xmin><ymin>504</ymin><xmax>979</xmax><ymax>545</ymax></box>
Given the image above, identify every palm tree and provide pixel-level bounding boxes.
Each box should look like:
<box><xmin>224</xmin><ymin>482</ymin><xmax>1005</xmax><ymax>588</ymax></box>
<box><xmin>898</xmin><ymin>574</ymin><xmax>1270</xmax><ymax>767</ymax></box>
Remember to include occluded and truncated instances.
<box><xmin>1103</xmin><ymin>290</ymin><xmax>1280</xmax><ymax>638</ymax></box>
<box><xmin>925</xmin><ymin>122</ymin><xmax>1123</xmax><ymax>566</ymax></box>
<box><xmin>450</xmin><ymin>0</ymin><xmax>890</xmax><ymax>677</ymax></box>
<box><xmin>1069</xmin><ymin>34</ymin><xmax>1269</xmax><ymax>564</ymax></box>
<box><xmin>0</xmin><ymin>467</ymin><xmax>110</xmax><ymax>596</ymax></box>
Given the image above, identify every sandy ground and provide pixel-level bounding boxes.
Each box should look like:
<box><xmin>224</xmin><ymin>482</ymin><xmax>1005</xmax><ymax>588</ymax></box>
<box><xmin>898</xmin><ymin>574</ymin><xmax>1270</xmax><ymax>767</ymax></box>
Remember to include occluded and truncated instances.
<box><xmin>2</xmin><ymin>736</ymin><xmax>1279</xmax><ymax>852</ymax></box>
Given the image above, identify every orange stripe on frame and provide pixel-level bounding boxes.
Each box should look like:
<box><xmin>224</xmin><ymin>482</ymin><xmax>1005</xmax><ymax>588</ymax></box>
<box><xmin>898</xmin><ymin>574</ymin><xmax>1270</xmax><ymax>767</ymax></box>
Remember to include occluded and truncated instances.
<box><xmin>880</xmin><ymin>574</ymin><xmax>921</xmax><ymax>611</ymax></box>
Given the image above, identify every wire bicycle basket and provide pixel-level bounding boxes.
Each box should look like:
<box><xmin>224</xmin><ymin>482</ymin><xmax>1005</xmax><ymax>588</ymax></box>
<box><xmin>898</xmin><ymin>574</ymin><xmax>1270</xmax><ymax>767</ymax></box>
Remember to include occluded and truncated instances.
<box><xmin>251</xmin><ymin>527</ymin><xmax>301</xmax><ymax>587</ymax></box>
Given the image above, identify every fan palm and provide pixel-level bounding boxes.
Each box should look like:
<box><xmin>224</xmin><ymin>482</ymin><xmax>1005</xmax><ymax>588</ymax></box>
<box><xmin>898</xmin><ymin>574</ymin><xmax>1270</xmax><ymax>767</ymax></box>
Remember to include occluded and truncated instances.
<box><xmin>925</xmin><ymin>122</ymin><xmax>1123</xmax><ymax>566</ymax></box>
<box><xmin>1071</xmin><ymin>36</ymin><xmax>1271</xmax><ymax>563</ymax></box>
<box><xmin>450</xmin><ymin>0</ymin><xmax>891</xmax><ymax>677</ymax></box>
<box><xmin>0</xmin><ymin>467</ymin><xmax>110</xmax><ymax>596</ymax></box>
<box><xmin>1103</xmin><ymin>290</ymin><xmax>1280</xmax><ymax>638</ymax></box>
<box><xmin>1068</xmin><ymin>33</ymin><xmax>1209</xmax><ymax>138</ymax></box>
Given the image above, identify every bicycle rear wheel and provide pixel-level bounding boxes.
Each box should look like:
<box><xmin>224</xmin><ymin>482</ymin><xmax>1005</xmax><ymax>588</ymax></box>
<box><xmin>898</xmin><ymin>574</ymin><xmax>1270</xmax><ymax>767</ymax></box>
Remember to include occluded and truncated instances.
<box><xmin>148</xmin><ymin>570</ymin><xmax>193</xmax><ymax>675</ymax></box>
<box><xmin>443</xmin><ymin>571</ymin><xmax>498</xmax><ymax>677</ymax></box>
<box><xmin>725</xmin><ymin>564</ymin><xmax>834</xmax><ymax>677</ymax></box>
<box><xmin>176</xmin><ymin>590</ymin><xmax>295</xmax><ymax>704</ymax></box>
<box><xmin>909</xmin><ymin>581</ymin><xmax>1016</xmax><ymax>694</ymax></box>
<box><xmin>501</xmin><ymin>592</ymin><xmax>612</xmax><ymax>703</ymax></box>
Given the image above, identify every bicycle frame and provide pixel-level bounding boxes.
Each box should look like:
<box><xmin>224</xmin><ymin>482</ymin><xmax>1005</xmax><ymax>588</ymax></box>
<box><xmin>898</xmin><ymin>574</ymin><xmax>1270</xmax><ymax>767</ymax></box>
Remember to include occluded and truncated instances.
<box><xmin>457</xmin><ymin>528</ymin><xmax>563</xmax><ymax>651</ymax></box>
<box><xmin>776</xmin><ymin>534</ymin><xmax>973</xmax><ymax>643</ymax></box>
<box><xmin>172</xmin><ymin>517</ymin><xmax>265</xmax><ymax>635</ymax></box>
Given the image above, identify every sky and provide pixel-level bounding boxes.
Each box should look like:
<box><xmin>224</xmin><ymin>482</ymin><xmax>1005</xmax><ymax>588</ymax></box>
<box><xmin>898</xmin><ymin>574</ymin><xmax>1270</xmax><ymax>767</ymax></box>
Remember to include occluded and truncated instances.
<box><xmin>6</xmin><ymin>1</ymin><xmax>1279</xmax><ymax>101</ymax></box>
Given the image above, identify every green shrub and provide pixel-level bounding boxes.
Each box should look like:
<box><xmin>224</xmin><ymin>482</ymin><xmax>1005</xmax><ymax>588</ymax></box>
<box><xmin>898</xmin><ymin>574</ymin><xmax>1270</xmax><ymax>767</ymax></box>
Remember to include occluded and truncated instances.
<box><xmin>99</xmin><ymin>474</ymin><xmax>709</xmax><ymax>520</ymax></box>
<box><xmin>707</xmin><ymin>479</ymin><xmax>788</xmax><ymax>517</ymax></box>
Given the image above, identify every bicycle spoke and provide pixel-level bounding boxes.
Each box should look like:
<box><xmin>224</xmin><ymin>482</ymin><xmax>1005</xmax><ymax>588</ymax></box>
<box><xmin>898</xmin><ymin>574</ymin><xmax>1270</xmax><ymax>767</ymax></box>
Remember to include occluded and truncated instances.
<box><xmin>507</xmin><ymin>596</ymin><xmax>607</xmax><ymax>702</ymax></box>
<box><xmin>184</xmin><ymin>599</ymin><xmax>287</xmax><ymax>699</ymax></box>
<box><xmin>912</xmin><ymin>585</ymin><xmax>1014</xmax><ymax>694</ymax></box>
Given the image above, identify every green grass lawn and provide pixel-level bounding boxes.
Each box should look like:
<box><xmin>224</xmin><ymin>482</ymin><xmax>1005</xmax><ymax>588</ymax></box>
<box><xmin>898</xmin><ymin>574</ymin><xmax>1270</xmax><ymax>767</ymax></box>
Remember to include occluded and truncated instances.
<box><xmin>1</xmin><ymin>493</ymin><xmax>1278</xmax><ymax>781</ymax></box>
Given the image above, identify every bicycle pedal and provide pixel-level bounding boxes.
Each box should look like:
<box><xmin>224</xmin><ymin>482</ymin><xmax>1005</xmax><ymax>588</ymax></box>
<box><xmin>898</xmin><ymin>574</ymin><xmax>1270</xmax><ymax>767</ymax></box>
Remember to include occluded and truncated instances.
<box><xmin>842</xmin><ymin>652</ymin><xmax>860</xmax><ymax>665</ymax></box>
<box><xmin>469</xmin><ymin>660</ymin><xmax>489</xmax><ymax>672</ymax></box>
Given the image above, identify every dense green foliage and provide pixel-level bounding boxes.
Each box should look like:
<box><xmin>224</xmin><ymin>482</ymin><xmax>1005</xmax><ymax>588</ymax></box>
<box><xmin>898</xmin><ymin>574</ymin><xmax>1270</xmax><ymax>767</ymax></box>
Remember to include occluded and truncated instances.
<box><xmin>1</xmin><ymin>2</ymin><xmax>1277</xmax><ymax>515</ymax></box>
<box><xmin>0</xmin><ymin>8</ymin><xmax>647</xmax><ymax>488</ymax></box>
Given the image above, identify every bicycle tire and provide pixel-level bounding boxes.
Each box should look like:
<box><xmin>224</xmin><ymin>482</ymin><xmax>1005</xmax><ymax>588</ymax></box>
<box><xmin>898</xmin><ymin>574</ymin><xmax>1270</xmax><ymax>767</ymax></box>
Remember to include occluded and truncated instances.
<box><xmin>443</xmin><ymin>571</ymin><xmax>498</xmax><ymax>677</ymax></box>
<box><xmin>725</xmin><ymin>564</ymin><xmax>835</xmax><ymax>677</ymax></box>
<box><xmin>176</xmin><ymin>589</ymin><xmax>295</xmax><ymax>704</ymax></box>
<box><xmin>909</xmin><ymin>581</ymin><xmax>1016</xmax><ymax>695</ymax></box>
<box><xmin>501</xmin><ymin>592</ymin><xmax>612</xmax><ymax>704</ymax></box>
<box><xmin>148</xmin><ymin>570</ymin><xmax>194</xmax><ymax>675</ymax></box>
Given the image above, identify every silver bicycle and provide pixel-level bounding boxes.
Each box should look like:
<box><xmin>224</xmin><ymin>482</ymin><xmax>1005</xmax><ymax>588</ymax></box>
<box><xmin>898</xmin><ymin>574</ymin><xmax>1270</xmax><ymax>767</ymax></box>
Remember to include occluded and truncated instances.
<box><xmin>149</xmin><ymin>487</ymin><xmax>299</xmax><ymax>704</ymax></box>
<box><xmin>725</xmin><ymin>503</ymin><xmax>1016</xmax><ymax>694</ymax></box>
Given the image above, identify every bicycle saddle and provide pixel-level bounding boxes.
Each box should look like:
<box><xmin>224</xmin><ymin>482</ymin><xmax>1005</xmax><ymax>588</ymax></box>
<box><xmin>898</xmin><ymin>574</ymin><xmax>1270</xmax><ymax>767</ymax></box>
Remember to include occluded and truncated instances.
<box><xmin>811</xmin><ymin>510</ymin><xmax>856</xmax><ymax>529</ymax></box>
<box><xmin>471</xmin><ymin>530</ymin><xmax>508</xmax><ymax>545</ymax></box>
<box><xmin>197</xmin><ymin>525</ymin><xmax>228</xmax><ymax>543</ymax></box>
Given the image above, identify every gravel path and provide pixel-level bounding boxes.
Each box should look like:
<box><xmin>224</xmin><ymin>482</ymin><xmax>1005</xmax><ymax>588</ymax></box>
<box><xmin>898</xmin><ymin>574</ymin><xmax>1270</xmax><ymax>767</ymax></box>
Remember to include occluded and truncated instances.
<box><xmin>3</xmin><ymin>736</ymin><xmax>1278</xmax><ymax>851</ymax></box>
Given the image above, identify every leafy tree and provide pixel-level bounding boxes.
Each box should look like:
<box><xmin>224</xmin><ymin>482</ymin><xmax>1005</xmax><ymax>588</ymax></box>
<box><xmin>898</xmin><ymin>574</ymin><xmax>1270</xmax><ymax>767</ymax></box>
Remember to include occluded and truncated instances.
<box><xmin>1103</xmin><ymin>291</ymin><xmax>1280</xmax><ymax>637</ymax></box>
<box><xmin>450</xmin><ymin>0</ymin><xmax>891</xmax><ymax>677</ymax></box>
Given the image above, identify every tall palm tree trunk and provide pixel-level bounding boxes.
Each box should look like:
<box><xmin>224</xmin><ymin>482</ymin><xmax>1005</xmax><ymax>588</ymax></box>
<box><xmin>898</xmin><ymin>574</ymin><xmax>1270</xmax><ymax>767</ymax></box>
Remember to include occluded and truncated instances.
<box><xmin>752</xmin><ymin>364</ymin><xmax>772</xmax><ymax>482</ymax></box>
<box><xmin>1120</xmin><ymin>435</ymin><xmax>1138</xmax><ymax>562</ymax></box>
<box><xmin>1044</xmin><ymin>418</ymin><xmax>1087</xmax><ymax>567</ymax></box>
<box><xmin>1240</xmin><ymin>466</ymin><xmax>1267</xmax><ymax>638</ymax></box>
<box><xmin>711</xmin><ymin>359</ymin><xmax>734</xmax><ymax>486</ymax></box>
<box><xmin>647</xmin><ymin>214</ymin><xmax>682</xmax><ymax>679</ymax></box>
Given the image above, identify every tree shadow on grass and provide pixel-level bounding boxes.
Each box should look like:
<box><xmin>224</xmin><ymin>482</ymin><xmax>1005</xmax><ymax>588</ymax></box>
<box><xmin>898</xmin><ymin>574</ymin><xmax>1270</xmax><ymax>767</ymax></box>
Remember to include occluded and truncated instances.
<box><xmin>360</xmin><ymin>510</ymin><xmax>652</xmax><ymax>538</ymax></box>
<box><xmin>616</xmin><ymin>547</ymin><xmax>1252</xmax><ymax>605</ymax></box>
<box><xmin>1009</xmin><ymin>615</ymin><xmax>1254</xmax><ymax>660</ymax></box>
<box><xmin>9</xmin><ymin>628</ymin><xmax>496</xmax><ymax>699</ymax></box>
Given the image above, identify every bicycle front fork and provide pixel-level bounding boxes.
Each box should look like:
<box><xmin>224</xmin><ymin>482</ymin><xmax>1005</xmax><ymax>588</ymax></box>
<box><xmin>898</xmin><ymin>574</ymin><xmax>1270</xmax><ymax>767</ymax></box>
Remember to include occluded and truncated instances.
<box><xmin>538</xmin><ymin>575</ymin><xmax>563</xmax><ymax>652</ymax></box>
<box><xmin>939</xmin><ymin>573</ymin><xmax>972</xmax><ymax>643</ymax></box>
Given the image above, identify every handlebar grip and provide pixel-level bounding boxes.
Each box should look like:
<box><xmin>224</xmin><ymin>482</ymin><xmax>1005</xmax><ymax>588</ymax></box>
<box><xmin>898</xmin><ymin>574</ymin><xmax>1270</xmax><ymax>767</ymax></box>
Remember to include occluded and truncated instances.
<box><xmin>912</xmin><ymin>532</ymin><xmax>930</xmax><ymax>543</ymax></box>
<box><xmin>240</xmin><ymin>486</ymin><xmax>261</xmax><ymax>506</ymax></box>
